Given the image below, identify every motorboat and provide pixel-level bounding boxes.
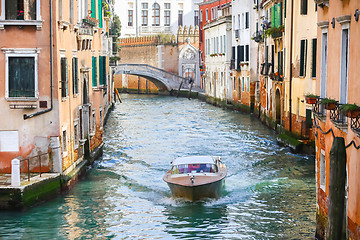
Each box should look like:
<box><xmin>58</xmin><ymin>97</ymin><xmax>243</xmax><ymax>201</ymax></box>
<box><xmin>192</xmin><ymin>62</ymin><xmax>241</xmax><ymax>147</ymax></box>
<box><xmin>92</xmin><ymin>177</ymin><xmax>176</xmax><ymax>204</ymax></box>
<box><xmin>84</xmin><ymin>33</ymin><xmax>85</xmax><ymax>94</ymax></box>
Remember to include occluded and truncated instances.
<box><xmin>163</xmin><ymin>156</ymin><xmax>226</xmax><ymax>201</ymax></box>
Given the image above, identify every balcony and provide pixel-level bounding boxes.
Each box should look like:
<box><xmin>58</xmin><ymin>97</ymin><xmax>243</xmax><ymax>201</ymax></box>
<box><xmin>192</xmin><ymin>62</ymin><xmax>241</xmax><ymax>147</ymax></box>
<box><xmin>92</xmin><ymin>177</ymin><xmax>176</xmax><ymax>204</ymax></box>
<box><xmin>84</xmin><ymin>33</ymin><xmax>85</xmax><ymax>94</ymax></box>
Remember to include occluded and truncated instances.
<box><xmin>139</xmin><ymin>26</ymin><xmax>171</xmax><ymax>35</ymax></box>
<box><xmin>252</xmin><ymin>31</ymin><xmax>264</xmax><ymax>43</ymax></box>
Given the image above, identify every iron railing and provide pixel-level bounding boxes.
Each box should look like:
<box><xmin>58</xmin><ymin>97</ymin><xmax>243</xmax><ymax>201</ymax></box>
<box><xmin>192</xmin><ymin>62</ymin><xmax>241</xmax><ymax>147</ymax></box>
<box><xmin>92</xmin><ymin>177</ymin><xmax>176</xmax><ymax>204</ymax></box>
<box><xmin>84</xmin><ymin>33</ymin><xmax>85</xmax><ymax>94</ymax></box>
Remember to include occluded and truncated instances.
<box><xmin>313</xmin><ymin>98</ymin><xmax>325</xmax><ymax>117</ymax></box>
<box><xmin>329</xmin><ymin>103</ymin><xmax>346</xmax><ymax>124</ymax></box>
<box><xmin>19</xmin><ymin>152</ymin><xmax>49</xmax><ymax>182</ymax></box>
<box><xmin>351</xmin><ymin>117</ymin><xmax>360</xmax><ymax>133</ymax></box>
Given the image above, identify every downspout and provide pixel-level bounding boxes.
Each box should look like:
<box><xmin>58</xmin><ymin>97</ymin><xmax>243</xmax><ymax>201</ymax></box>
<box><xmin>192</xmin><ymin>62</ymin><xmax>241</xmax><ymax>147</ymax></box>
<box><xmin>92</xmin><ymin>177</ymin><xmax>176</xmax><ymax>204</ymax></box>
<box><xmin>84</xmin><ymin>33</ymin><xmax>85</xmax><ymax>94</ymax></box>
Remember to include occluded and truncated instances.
<box><xmin>288</xmin><ymin>0</ymin><xmax>294</xmax><ymax>132</ymax></box>
<box><xmin>24</xmin><ymin>0</ymin><xmax>53</xmax><ymax>120</ymax></box>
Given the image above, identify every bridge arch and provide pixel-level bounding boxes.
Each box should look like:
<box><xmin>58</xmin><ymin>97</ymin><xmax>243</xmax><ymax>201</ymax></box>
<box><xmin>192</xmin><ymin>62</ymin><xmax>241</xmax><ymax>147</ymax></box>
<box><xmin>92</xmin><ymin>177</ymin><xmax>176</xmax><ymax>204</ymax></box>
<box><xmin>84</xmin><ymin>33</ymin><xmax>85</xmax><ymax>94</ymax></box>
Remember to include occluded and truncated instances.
<box><xmin>113</xmin><ymin>64</ymin><xmax>189</xmax><ymax>92</ymax></box>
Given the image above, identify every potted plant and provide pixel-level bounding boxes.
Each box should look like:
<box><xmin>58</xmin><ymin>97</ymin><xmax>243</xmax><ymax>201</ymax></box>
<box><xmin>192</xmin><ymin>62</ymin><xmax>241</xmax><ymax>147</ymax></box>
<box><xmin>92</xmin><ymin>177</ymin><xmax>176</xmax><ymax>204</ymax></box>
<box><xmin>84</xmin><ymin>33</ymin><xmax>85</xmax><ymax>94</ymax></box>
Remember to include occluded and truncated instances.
<box><xmin>305</xmin><ymin>93</ymin><xmax>319</xmax><ymax>104</ymax></box>
<box><xmin>340</xmin><ymin>103</ymin><xmax>360</xmax><ymax>118</ymax></box>
<box><xmin>321</xmin><ymin>98</ymin><xmax>338</xmax><ymax>110</ymax></box>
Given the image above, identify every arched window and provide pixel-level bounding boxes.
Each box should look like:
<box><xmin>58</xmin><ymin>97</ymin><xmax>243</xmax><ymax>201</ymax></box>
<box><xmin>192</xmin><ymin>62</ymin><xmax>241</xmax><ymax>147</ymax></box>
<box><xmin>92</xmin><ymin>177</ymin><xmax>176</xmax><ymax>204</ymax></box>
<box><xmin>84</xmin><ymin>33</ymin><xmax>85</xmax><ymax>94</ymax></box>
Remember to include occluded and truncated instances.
<box><xmin>152</xmin><ymin>3</ymin><xmax>160</xmax><ymax>26</ymax></box>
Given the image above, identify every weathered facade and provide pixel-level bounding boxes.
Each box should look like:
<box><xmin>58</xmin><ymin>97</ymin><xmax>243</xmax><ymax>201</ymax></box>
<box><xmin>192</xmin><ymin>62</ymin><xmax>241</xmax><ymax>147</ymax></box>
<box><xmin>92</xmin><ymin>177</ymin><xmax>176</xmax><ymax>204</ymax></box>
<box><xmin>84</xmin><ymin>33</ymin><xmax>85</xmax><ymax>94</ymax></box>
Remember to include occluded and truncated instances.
<box><xmin>204</xmin><ymin>6</ymin><xmax>232</xmax><ymax>102</ymax></box>
<box><xmin>0</xmin><ymin>0</ymin><xmax>113</xmax><ymax>182</ymax></box>
<box><xmin>314</xmin><ymin>0</ymin><xmax>360</xmax><ymax>239</ymax></box>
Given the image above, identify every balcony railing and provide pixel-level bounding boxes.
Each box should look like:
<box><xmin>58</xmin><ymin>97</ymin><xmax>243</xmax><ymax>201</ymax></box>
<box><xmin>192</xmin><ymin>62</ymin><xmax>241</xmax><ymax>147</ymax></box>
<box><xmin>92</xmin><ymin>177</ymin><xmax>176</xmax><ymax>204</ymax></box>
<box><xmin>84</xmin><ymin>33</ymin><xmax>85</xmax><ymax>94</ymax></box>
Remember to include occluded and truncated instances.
<box><xmin>313</xmin><ymin>98</ymin><xmax>325</xmax><ymax>117</ymax></box>
<box><xmin>351</xmin><ymin>117</ymin><xmax>360</xmax><ymax>133</ymax></box>
<box><xmin>139</xmin><ymin>26</ymin><xmax>172</xmax><ymax>34</ymax></box>
<box><xmin>230</xmin><ymin>59</ymin><xmax>235</xmax><ymax>70</ymax></box>
<box><xmin>329</xmin><ymin>104</ymin><xmax>346</xmax><ymax>124</ymax></box>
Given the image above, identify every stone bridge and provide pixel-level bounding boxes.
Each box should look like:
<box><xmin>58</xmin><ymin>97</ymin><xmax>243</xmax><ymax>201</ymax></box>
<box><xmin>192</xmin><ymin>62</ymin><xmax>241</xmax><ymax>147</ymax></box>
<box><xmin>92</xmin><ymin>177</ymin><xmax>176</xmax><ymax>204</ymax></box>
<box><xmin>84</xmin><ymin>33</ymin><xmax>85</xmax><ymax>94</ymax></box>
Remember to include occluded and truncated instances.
<box><xmin>113</xmin><ymin>64</ymin><xmax>202</xmax><ymax>92</ymax></box>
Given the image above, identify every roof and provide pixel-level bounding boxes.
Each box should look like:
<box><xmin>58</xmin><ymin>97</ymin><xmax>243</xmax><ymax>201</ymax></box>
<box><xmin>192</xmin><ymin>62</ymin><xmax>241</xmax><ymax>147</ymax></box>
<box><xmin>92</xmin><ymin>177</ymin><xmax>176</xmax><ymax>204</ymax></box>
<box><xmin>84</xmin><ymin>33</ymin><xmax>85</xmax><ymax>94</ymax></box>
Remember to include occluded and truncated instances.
<box><xmin>172</xmin><ymin>156</ymin><xmax>217</xmax><ymax>165</ymax></box>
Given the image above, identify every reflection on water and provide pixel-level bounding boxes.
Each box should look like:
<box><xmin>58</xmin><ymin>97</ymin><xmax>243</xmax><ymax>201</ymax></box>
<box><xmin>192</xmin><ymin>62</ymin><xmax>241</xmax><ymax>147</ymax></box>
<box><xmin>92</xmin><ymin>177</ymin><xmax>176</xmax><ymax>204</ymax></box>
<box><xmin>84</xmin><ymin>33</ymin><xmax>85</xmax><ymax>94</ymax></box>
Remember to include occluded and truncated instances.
<box><xmin>0</xmin><ymin>94</ymin><xmax>315</xmax><ymax>239</ymax></box>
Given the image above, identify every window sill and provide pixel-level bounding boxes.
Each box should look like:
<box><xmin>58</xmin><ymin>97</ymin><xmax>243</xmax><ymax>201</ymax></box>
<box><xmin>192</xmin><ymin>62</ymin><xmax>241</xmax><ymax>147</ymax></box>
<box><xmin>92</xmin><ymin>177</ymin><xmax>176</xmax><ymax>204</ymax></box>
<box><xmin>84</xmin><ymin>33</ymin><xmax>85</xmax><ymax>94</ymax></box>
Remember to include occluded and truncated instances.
<box><xmin>61</xmin><ymin>96</ymin><xmax>69</xmax><ymax>102</ymax></box>
<box><xmin>58</xmin><ymin>20</ymin><xmax>70</xmax><ymax>30</ymax></box>
<box><xmin>0</xmin><ymin>20</ymin><xmax>44</xmax><ymax>30</ymax></box>
<box><xmin>6</xmin><ymin>97</ymin><xmax>38</xmax><ymax>102</ymax></box>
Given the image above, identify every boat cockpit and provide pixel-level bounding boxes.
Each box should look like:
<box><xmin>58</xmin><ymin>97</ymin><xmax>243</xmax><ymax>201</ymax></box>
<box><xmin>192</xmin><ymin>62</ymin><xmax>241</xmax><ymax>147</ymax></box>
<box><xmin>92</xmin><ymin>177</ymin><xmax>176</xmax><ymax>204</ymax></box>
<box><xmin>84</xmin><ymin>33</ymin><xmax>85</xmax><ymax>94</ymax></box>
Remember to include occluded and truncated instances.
<box><xmin>171</xmin><ymin>163</ymin><xmax>218</xmax><ymax>175</ymax></box>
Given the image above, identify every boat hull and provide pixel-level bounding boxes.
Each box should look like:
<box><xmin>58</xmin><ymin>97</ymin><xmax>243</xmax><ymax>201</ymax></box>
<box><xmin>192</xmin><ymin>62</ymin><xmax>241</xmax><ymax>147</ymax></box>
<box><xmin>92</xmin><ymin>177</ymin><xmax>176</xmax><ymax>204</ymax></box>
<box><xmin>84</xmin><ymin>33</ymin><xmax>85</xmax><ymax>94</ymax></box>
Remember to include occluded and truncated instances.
<box><xmin>166</xmin><ymin>178</ymin><xmax>225</xmax><ymax>201</ymax></box>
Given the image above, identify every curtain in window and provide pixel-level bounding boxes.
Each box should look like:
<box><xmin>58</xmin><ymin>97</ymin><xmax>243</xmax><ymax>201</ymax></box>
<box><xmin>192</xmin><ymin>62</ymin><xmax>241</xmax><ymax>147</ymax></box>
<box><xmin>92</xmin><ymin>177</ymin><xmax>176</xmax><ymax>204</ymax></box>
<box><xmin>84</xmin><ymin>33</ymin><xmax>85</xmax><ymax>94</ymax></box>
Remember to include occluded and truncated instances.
<box><xmin>9</xmin><ymin>57</ymin><xmax>35</xmax><ymax>97</ymax></box>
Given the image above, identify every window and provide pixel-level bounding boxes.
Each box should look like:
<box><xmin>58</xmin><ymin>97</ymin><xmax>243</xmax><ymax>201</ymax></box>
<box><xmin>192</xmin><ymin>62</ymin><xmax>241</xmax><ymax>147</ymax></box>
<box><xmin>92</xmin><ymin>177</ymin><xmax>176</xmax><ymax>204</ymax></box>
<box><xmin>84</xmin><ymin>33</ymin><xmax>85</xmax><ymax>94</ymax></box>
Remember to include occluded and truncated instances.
<box><xmin>62</xmin><ymin>128</ymin><xmax>67</xmax><ymax>155</ymax></box>
<box><xmin>233</xmin><ymin>77</ymin><xmax>236</xmax><ymax>91</ymax></box>
<box><xmin>99</xmin><ymin>56</ymin><xmax>106</xmax><ymax>86</ymax></box>
<box><xmin>141</xmin><ymin>10</ymin><xmax>148</xmax><ymax>26</ymax></box>
<box><xmin>164</xmin><ymin>3</ymin><xmax>170</xmax><ymax>9</ymax></box>
<box><xmin>178</xmin><ymin>10</ymin><xmax>183</xmax><ymax>26</ymax></box>
<box><xmin>70</xmin><ymin>0</ymin><xmax>74</xmax><ymax>24</ymax></box>
<box><xmin>242</xmin><ymin>77</ymin><xmax>245</xmax><ymax>92</ymax></box>
<box><xmin>320</xmin><ymin>150</ymin><xmax>325</xmax><ymax>191</ymax></box>
<box><xmin>300</xmin><ymin>39</ymin><xmax>307</xmax><ymax>77</ymax></box>
<box><xmin>142</xmin><ymin>3</ymin><xmax>148</xmax><ymax>9</ymax></box>
<box><xmin>238</xmin><ymin>45</ymin><xmax>244</xmax><ymax>62</ymax></box>
<box><xmin>200</xmin><ymin>10</ymin><xmax>202</xmax><ymax>23</ymax></box>
<box><xmin>340</xmin><ymin>28</ymin><xmax>349</xmax><ymax>104</ymax></box>
<box><xmin>238</xmin><ymin>77</ymin><xmax>241</xmax><ymax>98</ymax></box>
<box><xmin>74</xmin><ymin>120</ymin><xmax>79</xmax><ymax>149</ymax></box>
<box><xmin>237</xmin><ymin>14</ymin><xmax>240</xmax><ymax>29</ymax></box>
<box><xmin>320</xmin><ymin>32</ymin><xmax>328</xmax><ymax>98</ymax></box>
<box><xmin>194</xmin><ymin>10</ymin><xmax>199</xmax><ymax>26</ymax></box>
<box><xmin>312</xmin><ymin>39</ymin><xmax>317</xmax><ymax>78</ymax></box>
<box><xmin>59</xmin><ymin>0</ymin><xmax>63</xmax><ymax>20</ymax></box>
<box><xmin>245</xmin><ymin>45</ymin><xmax>249</xmax><ymax>62</ymax></box>
<box><xmin>4</xmin><ymin>0</ymin><xmax>37</xmax><ymax>20</ymax></box>
<box><xmin>206</xmin><ymin>9</ymin><xmax>208</xmax><ymax>22</ymax></box>
<box><xmin>100</xmin><ymin>108</ymin><xmax>103</xmax><ymax>128</ymax></box>
<box><xmin>164</xmin><ymin>10</ymin><xmax>170</xmax><ymax>26</ymax></box>
<box><xmin>61</xmin><ymin>57</ymin><xmax>68</xmax><ymax>98</ymax></box>
<box><xmin>92</xmin><ymin>57</ymin><xmax>97</xmax><ymax>87</ymax></box>
<box><xmin>247</xmin><ymin>77</ymin><xmax>249</xmax><ymax>92</ymax></box>
<box><xmin>220</xmin><ymin>36</ymin><xmax>222</xmax><ymax>53</ymax></box>
<box><xmin>92</xmin><ymin>110</ymin><xmax>96</xmax><ymax>133</ymax></box>
<box><xmin>72</xmin><ymin>57</ymin><xmax>79</xmax><ymax>95</ymax></box>
<box><xmin>301</xmin><ymin>0</ymin><xmax>308</xmax><ymax>15</ymax></box>
<box><xmin>245</xmin><ymin>12</ymin><xmax>249</xmax><ymax>29</ymax></box>
<box><xmin>152</xmin><ymin>3</ymin><xmax>160</xmax><ymax>26</ymax></box>
<box><xmin>128</xmin><ymin>10</ymin><xmax>133</xmax><ymax>26</ymax></box>
<box><xmin>6</xmin><ymin>53</ymin><xmax>38</xmax><ymax>98</ymax></box>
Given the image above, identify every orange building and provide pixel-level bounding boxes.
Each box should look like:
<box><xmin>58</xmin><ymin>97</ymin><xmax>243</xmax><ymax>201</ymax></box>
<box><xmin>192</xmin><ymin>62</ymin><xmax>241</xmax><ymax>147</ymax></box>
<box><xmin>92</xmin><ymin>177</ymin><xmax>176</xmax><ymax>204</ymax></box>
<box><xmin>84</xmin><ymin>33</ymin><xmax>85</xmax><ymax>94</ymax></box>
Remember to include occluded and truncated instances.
<box><xmin>0</xmin><ymin>0</ymin><xmax>113</xmax><ymax>180</ymax></box>
<box><xmin>314</xmin><ymin>0</ymin><xmax>360</xmax><ymax>239</ymax></box>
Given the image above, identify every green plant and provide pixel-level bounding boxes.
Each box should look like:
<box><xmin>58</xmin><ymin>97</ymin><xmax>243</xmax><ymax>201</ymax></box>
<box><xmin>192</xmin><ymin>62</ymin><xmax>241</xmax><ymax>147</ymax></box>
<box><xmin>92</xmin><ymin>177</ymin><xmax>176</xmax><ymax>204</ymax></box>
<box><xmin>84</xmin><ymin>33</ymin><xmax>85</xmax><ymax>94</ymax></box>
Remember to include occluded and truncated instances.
<box><xmin>110</xmin><ymin>56</ymin><xmax>120</xmax><ymax>62</ymax></box>
<box><xmin>321</xmin><ymin>98</ymin><xmax>337</xmax><ymax>104</ymax></box>
<box><xmin>340</xmin><ymin>103</ymin><xmax>360</xmax><ymax>112</ymax></box>
<box><xmin>305</xmin><ymin>93</ymin><xmax>319</xmax><ymax>98</ymax></box>
<box><xmin>264</xmin><ymin>25</ymin><xmax>284</xmax><ymax>38</ymax></box>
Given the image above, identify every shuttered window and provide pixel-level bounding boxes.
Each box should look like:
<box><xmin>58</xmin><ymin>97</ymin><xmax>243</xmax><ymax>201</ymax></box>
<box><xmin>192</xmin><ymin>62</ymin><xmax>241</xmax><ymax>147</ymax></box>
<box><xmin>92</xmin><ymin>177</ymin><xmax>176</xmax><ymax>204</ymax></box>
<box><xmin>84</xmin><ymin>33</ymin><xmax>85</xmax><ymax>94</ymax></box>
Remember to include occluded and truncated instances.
<box><xmin>301</xmin><ymin>0</ymin><xmax>308</xmax><ymax>15</ymax></box>
<box><xmin>99</xmin><ymin>56</ymin><xmax>107</xmax><ymax>86</ymax></box>
<box><xmin>300</xmin><ymin>39</ymin><xmax>307</xmax><ymax>77</ymax></box>
<box><xmin>245</xmin><ymin>45</ymin><xmax>249</xmax><ymax>62</ymax></box>
<box><xmin>98</xmin><ymin>0</ymin><xmax>102</xmax><ymax>28</ymax></box>
<box><xmin>312</xmin><ymin>38</ymin><xmax>317</xmax><ymax>78</ymax></box>
<box><xmin>245</xmin><ymin>12</ymin><xmax>249</xmax><ymax>29</ymax></box>
<box><xmin>271</xmin><ymin>4</ymin><xmax>283</xmax><ymax>28</ymax></box>
<box><xmin>236</xmin><ymin>46</ymin><xmax>241</xmax><ymax>69</ymax></box>
<box><xmin>61</xmin><ymin>57</ymin><xmax>68</xmax><ymax>98</ymax></box>
<box><xmin>92</xmin><ymin>57</ymin><xmax>97</xmax><ymax>87</ymax></box>
<box><xmin>72</xmin><ymin>57</ymin><xmax>79</xmax><ymax>95</ymax></box>
<box><xmin>91</xmin><ymin>0</ymin><xmax>96</xmax><ymax>18</ymax></box>
<box><xmin>239</xmin><ymin>45</ymin><xmax>244</xmax><ymax>62</ymax></box>
<box><xmin>271</xmin><ymin>7</ymin><xmax>275</xmax><ymax>27</ymax></box>
<box><xmin>8</xmin><ymin>57</ymin><xmax>35</xmax><ymax>97</ymax></box>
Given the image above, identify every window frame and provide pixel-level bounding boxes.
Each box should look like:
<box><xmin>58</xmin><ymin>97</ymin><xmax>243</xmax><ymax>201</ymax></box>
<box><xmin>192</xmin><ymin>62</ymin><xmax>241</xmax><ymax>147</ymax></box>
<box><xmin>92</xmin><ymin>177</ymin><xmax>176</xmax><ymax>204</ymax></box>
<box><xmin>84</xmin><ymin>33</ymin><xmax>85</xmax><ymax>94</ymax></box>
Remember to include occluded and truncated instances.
<box><xmin>164</xmin><ymin>10</ymin><xmax>170</xmax><ymax>26</ymax></box>
<box><xmin>152</xmin><ymin>3</ymin><xmax>160</xmax><ymax>26</ymax></box>
<box><xmin>128</xmin><ymin>10</ymin><xmax>133</xmax><ymax>27</ymax></box>
<box><xmin>141</xmin><ymin>10</ymin><xmax>148</xmax><ymax>26</ymax></box>
<box><xmin>4</xmin><ymin>48</ymin><xmax>39</xmax><ymax>101</ymax></box>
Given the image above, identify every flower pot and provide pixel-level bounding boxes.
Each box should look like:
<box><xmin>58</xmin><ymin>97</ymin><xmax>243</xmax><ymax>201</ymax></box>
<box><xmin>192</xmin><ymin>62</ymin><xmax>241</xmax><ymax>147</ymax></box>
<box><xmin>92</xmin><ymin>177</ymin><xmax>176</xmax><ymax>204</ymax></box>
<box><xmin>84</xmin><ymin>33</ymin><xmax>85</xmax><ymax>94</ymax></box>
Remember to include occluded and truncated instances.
<box><xmin>343</xmin><ymin>109</ymin><xmax>360</xmax><ymax>118</ymax></box>
<box><xmin>306</xmin><ymin>97</ymin><xmax>317</xmax><ymax>104</ymax></box>
<box><xmin>324</xmin><ymin>102</ymin><xmax>336</xmax><ymax>110</ymax></box>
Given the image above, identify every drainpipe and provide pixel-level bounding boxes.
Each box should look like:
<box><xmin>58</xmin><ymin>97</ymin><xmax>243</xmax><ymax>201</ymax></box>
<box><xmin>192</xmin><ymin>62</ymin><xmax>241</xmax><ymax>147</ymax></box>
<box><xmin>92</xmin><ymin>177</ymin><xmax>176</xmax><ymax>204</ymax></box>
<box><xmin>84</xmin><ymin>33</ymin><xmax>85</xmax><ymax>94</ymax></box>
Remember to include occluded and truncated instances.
<box><xmin>288</xmin><ymin>0</ymin><xmax>294</xmax><ymax>132</ymax></box>
<box><xmin>24</xmin><ymin>0</ymin><xmax>53</xmax><ymax>120</ymax></box>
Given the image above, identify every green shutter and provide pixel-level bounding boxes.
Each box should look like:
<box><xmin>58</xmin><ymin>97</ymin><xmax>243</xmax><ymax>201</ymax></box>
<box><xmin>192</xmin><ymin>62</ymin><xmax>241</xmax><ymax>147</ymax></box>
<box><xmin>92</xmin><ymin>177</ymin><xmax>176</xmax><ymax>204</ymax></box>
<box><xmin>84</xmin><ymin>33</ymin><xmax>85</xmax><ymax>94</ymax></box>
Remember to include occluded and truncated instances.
<box><xmin>98</xmin><ymin>0</ymin><xmax>103</xmax><ymax>28</ymax></box>
<box><xmin>279</xmin><ymin>2</ymin><xmax>283</xmax><ymax>26</ymax></box>
<box><xmin>91</xmin><ymin>0</ymin><xmax>96</xmax><ymax>18</ymax></box>
<box><xmin>300</xmin><ymin>40</ymin><xmax>305</xmax><ymax>77</ymax></box>
<box><xmin>92</xmin><ymin>57</ymin><xmax>97</xmax><ymax>87</ymax></box>
<box><xmin>99</xmin><ymin>56</ymin><xmax>104</xmax><ymax>85</ymax></box>
<box><xmin>271</xmin><ymin>7</ymin><xmax>275</xmax><ymax>27</ymax></box>
<box><xmin>312</xmin><ymin>39</ymin><xmax>317</xmax><ymax>78</ymax></box>
<box><xmin>274</xmin><ymin>5</ymin><xmax>279</xmax><ymax>28</ymax></box>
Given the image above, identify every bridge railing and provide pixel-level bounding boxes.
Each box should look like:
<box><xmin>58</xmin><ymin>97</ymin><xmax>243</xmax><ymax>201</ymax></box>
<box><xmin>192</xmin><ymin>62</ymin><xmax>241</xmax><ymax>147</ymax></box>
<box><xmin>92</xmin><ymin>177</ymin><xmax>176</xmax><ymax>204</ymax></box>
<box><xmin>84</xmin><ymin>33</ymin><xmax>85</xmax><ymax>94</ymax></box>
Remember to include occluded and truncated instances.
<box><xmin>116</xmin><ymin>63</ymin><xmax>190</xmax><ymax>89</ymax></box>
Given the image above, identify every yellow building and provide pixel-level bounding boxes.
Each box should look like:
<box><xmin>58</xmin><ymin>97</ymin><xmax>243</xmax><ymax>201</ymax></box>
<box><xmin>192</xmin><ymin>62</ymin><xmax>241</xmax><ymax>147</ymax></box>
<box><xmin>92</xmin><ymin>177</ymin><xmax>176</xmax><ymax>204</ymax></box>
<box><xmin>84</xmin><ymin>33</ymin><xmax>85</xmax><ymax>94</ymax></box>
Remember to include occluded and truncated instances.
<box><xmin>283</xmin><ymin>0</ymin><xmax>317</xmax><ymax>138</ymax></box>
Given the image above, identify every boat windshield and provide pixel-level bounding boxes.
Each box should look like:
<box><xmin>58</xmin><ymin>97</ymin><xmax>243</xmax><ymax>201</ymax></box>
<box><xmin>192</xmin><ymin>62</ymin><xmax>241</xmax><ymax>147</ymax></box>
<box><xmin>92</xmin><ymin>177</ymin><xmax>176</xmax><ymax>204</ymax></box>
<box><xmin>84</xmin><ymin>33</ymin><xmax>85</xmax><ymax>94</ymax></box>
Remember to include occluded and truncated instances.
<box><xmin>171</xmin><ymin>164</ymin><xmax>218</xmax><ymax>174</ymax></box>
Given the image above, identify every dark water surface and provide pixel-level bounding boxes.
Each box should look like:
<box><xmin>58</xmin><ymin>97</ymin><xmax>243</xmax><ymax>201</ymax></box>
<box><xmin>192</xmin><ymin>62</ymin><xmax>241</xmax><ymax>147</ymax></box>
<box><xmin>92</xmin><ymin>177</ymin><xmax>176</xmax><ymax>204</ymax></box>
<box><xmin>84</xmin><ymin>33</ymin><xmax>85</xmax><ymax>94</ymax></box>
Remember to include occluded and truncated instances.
<box><xmin>0</xmin><ymin>94</ymin><xmax>316</xmax><ymax>239</ymax></box>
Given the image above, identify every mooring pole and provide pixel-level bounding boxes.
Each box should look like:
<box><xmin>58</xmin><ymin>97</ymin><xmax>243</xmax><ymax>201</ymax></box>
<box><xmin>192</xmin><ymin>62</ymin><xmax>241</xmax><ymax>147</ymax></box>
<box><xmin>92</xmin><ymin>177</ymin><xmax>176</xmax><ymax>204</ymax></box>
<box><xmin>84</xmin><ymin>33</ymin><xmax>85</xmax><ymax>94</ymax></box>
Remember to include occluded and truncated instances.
<box><xmin>326</xmin><ymin>137</ymin><xmax>347</xmax><ymax>240</ymax></box>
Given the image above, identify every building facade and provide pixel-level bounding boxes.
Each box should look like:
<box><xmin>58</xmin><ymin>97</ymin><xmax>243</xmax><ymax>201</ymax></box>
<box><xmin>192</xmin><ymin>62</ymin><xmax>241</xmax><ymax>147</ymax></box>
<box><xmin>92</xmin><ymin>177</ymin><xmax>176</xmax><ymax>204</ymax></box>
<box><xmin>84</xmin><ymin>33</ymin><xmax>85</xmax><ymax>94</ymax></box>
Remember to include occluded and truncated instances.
<box><xmin>231</xmin><ymin>0</ymin><xmax>259</xmax><ymax>109</ymax></box>
<box><xmin>116</xmin><ymin>0</ymin><xmax>201</xmax><ymax>37</ymax></box>
<box><xmin>204</xmin><ymin>5</ymin><xmax>232</xmax><ymax>102</ymax></box>
<box><xmin>0</xmin><ymin>0</ymin><xmax>113</xmax><ymax>178</ymax></box>
<box><xmin>314</xmin><ymin>0</ymin><xmax>360</xmax><ymax>239</ymax></box>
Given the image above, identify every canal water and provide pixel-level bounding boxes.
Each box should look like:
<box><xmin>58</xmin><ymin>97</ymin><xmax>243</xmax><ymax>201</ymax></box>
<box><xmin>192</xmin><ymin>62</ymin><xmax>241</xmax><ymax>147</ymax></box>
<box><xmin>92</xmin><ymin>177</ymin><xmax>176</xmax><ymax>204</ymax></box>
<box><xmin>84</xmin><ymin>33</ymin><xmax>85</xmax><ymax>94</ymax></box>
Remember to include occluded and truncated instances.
<box><xmin>0</xmin><ymin>94</ymin><xmax>316</xmax><ymax>239</ymax></box>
